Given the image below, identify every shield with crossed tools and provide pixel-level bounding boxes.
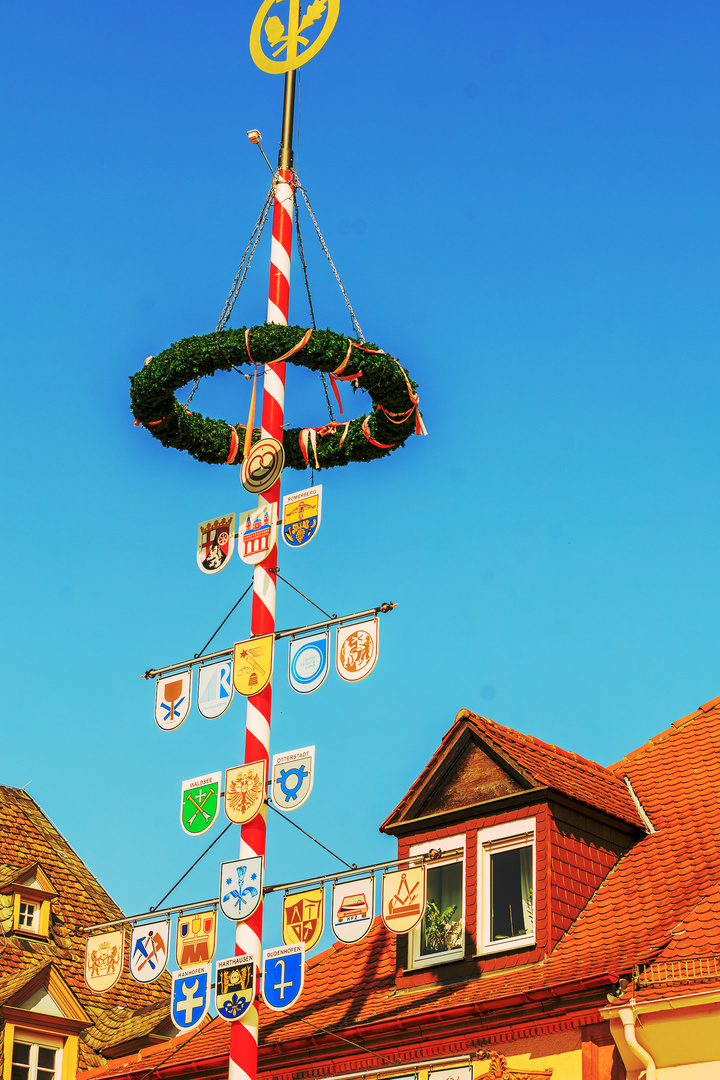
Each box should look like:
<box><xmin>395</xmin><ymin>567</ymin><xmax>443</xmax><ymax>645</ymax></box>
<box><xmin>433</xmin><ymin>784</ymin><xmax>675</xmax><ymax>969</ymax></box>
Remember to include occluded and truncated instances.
<box><xmin>130</xmin><ymin>919</ymin><xmax>169</xmax><ymax>983</ymax></box>
<box><xmin>180</xmin><ymin>773</ymin><xmax>221</xmax><ymax>836</ymax></box>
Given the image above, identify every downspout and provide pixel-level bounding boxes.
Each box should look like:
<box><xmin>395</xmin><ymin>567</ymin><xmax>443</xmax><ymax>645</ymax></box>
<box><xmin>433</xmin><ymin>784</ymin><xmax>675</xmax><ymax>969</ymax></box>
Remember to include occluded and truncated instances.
<box><xmin>618</xmin><ymin>1007</ymin><xmax>657</xmax><ymax>1079</ymax></box>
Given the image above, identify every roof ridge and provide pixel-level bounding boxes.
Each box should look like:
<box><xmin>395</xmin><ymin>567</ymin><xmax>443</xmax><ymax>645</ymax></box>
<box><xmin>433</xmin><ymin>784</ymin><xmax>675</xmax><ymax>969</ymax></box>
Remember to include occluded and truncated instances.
<box><xmin>466</xmin><ymin>711</ymin><xmax>613</xmax><ymax>775</ymax></box>
<box><xmin>610</xmin><ymin>695</ymin><xmax>720</xmax><ymax>771</ymax></box>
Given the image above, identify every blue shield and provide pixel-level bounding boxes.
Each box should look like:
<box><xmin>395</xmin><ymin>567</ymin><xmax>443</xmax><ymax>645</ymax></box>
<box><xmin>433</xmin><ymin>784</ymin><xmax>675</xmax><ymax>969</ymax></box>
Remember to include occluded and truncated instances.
<box><xmin>262</xmin><ymin>944</ymin><xmax>305</xmax><ymax>1011</ymax></box>
<box><xmin>171</xmin><ymin>965</ymin><xmax>210</xmax><ymax>1031</ymax></box>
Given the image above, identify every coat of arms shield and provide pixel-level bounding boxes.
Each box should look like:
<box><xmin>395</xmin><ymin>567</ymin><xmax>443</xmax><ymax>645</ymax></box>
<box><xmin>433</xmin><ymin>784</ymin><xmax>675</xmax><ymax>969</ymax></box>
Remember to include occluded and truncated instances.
<box><xmin>336</xmin><ymin>619</ymin><xmax>379</xmax><ymax>683</ymax></box>
<box><xmin>197</xmin><ymin>514</ymin><xmax>235</xmax><ymax>574</ymax></box>
<box><xmin>220</xmin><ymin>857</ymin><xmax>263</xmax><ymax>922</ymax></box>
<box><xmin>130</xmin><ymin>919</ymin><xmax>170</xmax><ymax>983</ymax></box>
<box><xmin>282</xmin><ymin>887</ymin><xmax>324</xmax><ymax>952</ymax></box>
<box><xmin>155</xmin><ymin>670</ymin><xmax>192</xmax><ymax>731</ymax></box>
<box><xmin>171</xmin><ymin>964</ymin><xmax>211</xmax><ymax>1031</ymax></box>
<box><xmin>215</xmin><ymin>954</ymin><xmax>255</xmax><ymax>1021</ymax></box>
<box><xmin>233</xmin><ymin>635</ymin><xmax>274</xmax><ymax>696</ymax></box>
<box><xmin>262</xmin><ymin>943</ymin><xmax>305</xmax><ymax>1012</ymax></box>
<box><xmin>271</xmin><ymin>746</ymin><xmax>315</xmax><ymax>811</ymax></box>
<box><xmin>331</xmin><ymin>876</ymin><xmax>375</xmax><ymax>944</ymax></box>
<box><xmin>238</xmin><ymin>504</ymin><xmax>278</xmax><ymax>565</ymax></box>
<box><xmin>197</xmin><ymin>660</ymin><xmax>234</xmax><ymax>719</ymax></box>
<box><xmin>224</xmin><ymin>761</ymin><xmax>266</xmax><ymax>824</ymax></box>
<box><xmin>85</xmin><ymin>929</ymin><xmax>124</xmax><ymax>994</ymax></box>
<box><xmin>176</xmin><ymin>909</ymin><xmax>217</xmax><ymax>969</ymax></box>
<box><xmin>282</xmin><ymin>486</ymin><xmax>322</xmax><ymax>547</ymax></box>
<box><xmin>381</xmin><ymin>867</ymin><xmax>426</xmax><ymax>934</ymax></box>
<box><xmin>288</xmin><ymin>633</ymin><xmax>329</xmax><ymax>694</ymax></box>
<box><xmin>181</xmin><ymin>773</ymin><xmax>221</xmax><ymax>836</ymax></box>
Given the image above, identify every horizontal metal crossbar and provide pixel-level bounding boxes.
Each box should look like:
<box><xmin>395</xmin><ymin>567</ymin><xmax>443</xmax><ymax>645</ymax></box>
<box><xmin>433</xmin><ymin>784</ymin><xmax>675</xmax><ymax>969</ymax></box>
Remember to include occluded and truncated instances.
<box><xmin>143</xmin><ymin>602</ymin><xmax>396</xmax><ymax>679</ymax></box>
<box><xmin>79</xmin><ymin>847</ymin><xmax>462</xmax><ymax>932</ymax></box>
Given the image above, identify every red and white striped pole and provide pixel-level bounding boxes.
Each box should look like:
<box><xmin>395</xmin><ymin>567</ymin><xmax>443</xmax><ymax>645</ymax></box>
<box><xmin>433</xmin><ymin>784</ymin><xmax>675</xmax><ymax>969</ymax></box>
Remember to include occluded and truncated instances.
<box><xmin>229</xmin><ymin>72</ymin><xmax>296</xmax><ymax>1080</ymax></box>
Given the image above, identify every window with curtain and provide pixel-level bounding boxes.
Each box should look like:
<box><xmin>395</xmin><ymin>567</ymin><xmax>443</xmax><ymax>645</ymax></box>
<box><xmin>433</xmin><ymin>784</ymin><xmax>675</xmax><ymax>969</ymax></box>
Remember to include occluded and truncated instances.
<box><xmin>478</xmin><ymin>818</ymin><xmax>535</xmax><ymax>954</ymax></box>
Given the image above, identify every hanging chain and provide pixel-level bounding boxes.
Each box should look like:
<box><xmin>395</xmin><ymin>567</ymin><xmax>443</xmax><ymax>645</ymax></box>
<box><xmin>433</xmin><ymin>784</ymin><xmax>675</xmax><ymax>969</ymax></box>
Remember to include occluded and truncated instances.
<box><xmin>295</xmin><ymin>177</ymin><xmax>365</xmax><ymax>342</ymax></box>
<box><xmin>294</xmin><ymin>197</ymin><xmax>335</xmax><ymax>422</ymax></box>
<box><xmin>184</xmin><ymin>188</ymin><xmax>273</xmax><ymax>408</ymax></box>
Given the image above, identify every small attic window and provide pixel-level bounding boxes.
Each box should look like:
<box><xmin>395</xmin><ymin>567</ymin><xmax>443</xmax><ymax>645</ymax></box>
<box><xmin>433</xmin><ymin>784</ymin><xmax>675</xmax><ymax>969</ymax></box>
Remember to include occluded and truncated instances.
<box><xmin>17</xmin><ymin>901</ymin><xmax>39</xmax><ymax>932</ymax></box>
<box><xmin>7</xmin><ymin>865</ymin><xmax>56</xmax><ymax>938</ymax></box>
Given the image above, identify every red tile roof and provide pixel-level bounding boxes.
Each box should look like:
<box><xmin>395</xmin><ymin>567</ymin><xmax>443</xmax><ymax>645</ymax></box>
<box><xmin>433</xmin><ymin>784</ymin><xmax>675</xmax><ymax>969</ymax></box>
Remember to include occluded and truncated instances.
<box><xmin>0</xmin><ymin>787</ymin><xmax>171</xmax><ymax>1067</ymax></box>
<box><xmin>78</xmin><ymin>696</ymin><xmax>720</xmax><ymax>1079</ymax></box>
<box><xmin>382</xmin><ymin>710</ymin><xmax>643</xmax><ymax>830</ymax></box>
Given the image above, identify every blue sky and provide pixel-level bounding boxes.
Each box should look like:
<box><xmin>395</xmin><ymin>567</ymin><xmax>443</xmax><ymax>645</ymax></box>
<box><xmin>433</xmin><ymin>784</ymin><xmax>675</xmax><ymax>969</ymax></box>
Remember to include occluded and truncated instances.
<box><xmin>3</xmin><ymin>0</ymin><xmax>720</xmax><ymax>962</ymax></box>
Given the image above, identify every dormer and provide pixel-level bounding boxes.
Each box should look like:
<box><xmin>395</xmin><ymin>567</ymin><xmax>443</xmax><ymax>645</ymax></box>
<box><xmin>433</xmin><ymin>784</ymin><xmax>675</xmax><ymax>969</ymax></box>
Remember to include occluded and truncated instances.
<box><xmin>0</xmin><ymin>864</ymin><xmax>57</xmax><ymax>939</ymax></box>
<box><xmin>381</xmin><ymin>710</ymin><xmax>646</xmax><ymax>984</ymax></box>
<box><xmin>0</xmin><ymin>962</ymin><xmax>92</xmax><ymax>1080</ymax></box>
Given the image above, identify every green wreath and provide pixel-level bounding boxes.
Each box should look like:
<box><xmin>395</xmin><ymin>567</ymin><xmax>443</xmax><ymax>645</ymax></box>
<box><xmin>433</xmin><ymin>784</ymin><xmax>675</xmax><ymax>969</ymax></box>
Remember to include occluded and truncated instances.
<box><xmin>130</xmin><ymin>324</ymin><xmax>424</xmax><ymax>470</ymax></box>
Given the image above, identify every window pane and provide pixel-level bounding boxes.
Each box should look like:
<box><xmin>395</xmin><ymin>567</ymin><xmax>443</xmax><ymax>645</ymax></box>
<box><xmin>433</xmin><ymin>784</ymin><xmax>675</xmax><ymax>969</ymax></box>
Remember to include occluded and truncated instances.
<box><xmin>37</xmin><ymin>1049</ymin><xmax>56</xmax><ymax>1072</ymax></box>
<box><xmin>12</xmin><ymin>1045</ymin><xmax>31</xmax><ymax>1066</ymax></box>
<box><xmin>420</xmin><ymin>862</ymin><xmax>463</xmax><ymax>956</ymax></box>
<box><xmin>490</xmin><ymin>846</ymin><xmax>532</xmax><ymax>941</ymax></box>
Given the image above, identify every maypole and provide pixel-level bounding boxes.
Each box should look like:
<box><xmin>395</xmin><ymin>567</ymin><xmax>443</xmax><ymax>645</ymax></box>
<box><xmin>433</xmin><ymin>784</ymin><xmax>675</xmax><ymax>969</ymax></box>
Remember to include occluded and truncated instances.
<box><xmin>230</xmin><ymin>70</ymin><xmax>296</xmax><ymax>1080</ymax></box>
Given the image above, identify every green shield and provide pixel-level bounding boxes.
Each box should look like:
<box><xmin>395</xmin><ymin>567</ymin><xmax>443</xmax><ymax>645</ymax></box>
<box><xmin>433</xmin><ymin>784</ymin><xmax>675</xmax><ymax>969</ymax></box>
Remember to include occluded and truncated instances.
<box><xmin>180</xmin><ymin>772</ymin><xmax>221</xmax><ymax>835</ymax></box>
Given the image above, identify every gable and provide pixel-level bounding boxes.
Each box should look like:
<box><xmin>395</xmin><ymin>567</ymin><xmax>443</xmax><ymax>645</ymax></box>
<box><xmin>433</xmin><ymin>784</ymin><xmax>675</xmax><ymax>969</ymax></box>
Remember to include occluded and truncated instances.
<box><xmin>415</xmin><ymin>739</ymin><xmax>526</xmax><ymax>816</ymax></box>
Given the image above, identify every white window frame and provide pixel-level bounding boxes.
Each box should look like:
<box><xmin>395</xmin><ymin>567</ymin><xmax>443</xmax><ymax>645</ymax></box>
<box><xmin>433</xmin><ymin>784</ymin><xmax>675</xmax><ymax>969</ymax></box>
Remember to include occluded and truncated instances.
<box><xmin>408</xmin><ymin>834</ymin><xmax>465</xmax><ymax>969</ymax></box>
<box><xmin>478</xmin><ymin>818</ymin><xmax>536</xmax><ymax>955</ymax></box>
<box><xmin>17</xmin><ymin>900</ymin><xmax>39</xmax><ymax>932</ymax></box>
<box><xmin>11</xmin><ymin>1032</ymin><xmax>63</xmax><ymax>1080</ymax></box>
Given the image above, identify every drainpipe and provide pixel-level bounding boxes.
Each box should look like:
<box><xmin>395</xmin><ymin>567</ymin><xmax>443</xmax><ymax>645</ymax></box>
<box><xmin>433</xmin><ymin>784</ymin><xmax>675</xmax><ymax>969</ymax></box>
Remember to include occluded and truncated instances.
<box><xmin>618</xmin><ymin>1007</ymin><xmax>657</xmax><ymax>1079</ymax></box>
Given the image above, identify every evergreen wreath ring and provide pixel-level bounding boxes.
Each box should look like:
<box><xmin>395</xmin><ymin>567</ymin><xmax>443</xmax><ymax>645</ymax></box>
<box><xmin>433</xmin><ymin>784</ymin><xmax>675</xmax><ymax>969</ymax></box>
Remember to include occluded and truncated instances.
<box><xmin>130</xmin><ymin>323</ymin><xmax>424</xmax><ymax>471</ymax></box>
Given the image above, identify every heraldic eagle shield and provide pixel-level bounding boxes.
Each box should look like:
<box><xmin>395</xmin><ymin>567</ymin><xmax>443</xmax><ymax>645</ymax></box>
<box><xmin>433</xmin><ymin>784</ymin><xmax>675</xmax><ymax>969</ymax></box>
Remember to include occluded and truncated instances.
<box><xmin>282</xmin><ymin>887</ymin><xmax>324</xmax><ymax>952</ymax></box>
<box><xmin>175</xmin><ymin>909</ymin><xmax>217</xmax><ymax>969</ymax></box>
<box><xmin>224</xmin><ymin>761</ymin><xmax>266</xmax><ymax>825</ymax></box>
<box><xmin>233</xmin><ymin>635</ymin><xmax>274</xmax><ymax>696</ymax></box>
<box><xmin>215</xmin><ymin>954</ymin><xmax>255</xmax><ymax>1021</ymax></box>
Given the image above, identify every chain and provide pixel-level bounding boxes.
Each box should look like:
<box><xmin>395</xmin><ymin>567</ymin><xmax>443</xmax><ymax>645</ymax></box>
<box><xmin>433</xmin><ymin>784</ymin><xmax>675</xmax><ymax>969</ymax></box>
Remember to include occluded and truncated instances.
<box><xmin>294</xmin><ymin>197</ymin><xmax>335</xmax><ymax>422</ymax></box>
<box><xmin>184</xmin><ymin>188</ymin><xmax>273</xmax><ymax>409</ymax></box>
<box><xmin>295</xmin><ymin>177</ymin><xmax>365</xmax><ymax>342</ymax></box>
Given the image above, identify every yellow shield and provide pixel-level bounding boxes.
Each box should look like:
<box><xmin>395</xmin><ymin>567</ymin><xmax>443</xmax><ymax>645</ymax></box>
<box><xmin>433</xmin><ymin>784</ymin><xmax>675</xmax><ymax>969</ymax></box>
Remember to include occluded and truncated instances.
<box><xmin>176</xmin><ymin>909</ymin><xmax>217</xmax><ymax>970</ymax></box>
<box><xmin>233</xmin><ymin>635</ymin><xmax>274</xmax><ymax>696</ymax></box>
<box><xmin>225</xmin><ymin>761</ymin><xmax>266</xmax><ymax>825</ymax></box>
<box><xmin>381</xmin><ymin>867</ymin><xmax>426</xmax><ymax>935</ymax></box>
<box><xmin>282</xmin><ymin>888</ymin><xmax>324</xmax><ymax>952</ymax></box>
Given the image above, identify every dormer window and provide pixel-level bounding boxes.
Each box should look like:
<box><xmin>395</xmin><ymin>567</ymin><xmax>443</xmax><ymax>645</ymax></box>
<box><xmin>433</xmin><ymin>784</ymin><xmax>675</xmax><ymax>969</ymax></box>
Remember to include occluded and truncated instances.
<box><xmin>11</xmin><ymin>1036</ymin><xmax>62</xmax><ymax>1080</ymax></box>
<box><xmin>17</xmin><ymin>900</ymin><xmax>40</xmax><ymax>932</ymax></box>
<box><xmin>2</xmin><ymin>864</ymin><xmax>57</xmax><ymax>938</ymax></box>
<box><xmin>478</xmin><ymin>818</ymin><xmax>535</xmax><ymax>954</ymax></box>
<box><xmin>408</xmin><ymin>835</ymin><xmax>465</xmax><ymax>968</ymax></box>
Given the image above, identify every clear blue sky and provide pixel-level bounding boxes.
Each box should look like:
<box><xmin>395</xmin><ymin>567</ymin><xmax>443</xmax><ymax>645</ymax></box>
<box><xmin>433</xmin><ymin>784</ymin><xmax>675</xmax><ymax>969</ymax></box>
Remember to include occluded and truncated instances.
<box><xmin>3</xmin><ymin>0</ymin><xmax>720</xmax><ymax>961</ymax></box>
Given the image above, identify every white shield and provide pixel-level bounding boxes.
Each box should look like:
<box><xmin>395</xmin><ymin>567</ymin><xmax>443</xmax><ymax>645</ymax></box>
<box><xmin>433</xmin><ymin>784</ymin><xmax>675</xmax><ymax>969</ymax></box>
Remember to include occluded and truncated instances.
<box><xmin>84</xmin><ymin>930</ymin><xmax>124</xmax><ymax>994</ymax></box>
<box><xmin>197</xmin><ymin>660</ymin><xmax>234</xmax><ymax>719</ymax></box>
<box><xmin>130</xmin><ymin>920</ymin><xmax>170</xmax><ymax>983</ymax></box>
<box><xmin>272</xmin><ymin>746</ymin><xmax>315</xmax><ymax>811</ymax></box>
<box><xmin>155</xmin><ymin>670</ymin><xmax>192</xmax><ymax>731</ymax></box>
<box><xmin>336</xmin><ymin>619</ymin><xmax>379</xmax><ymax>683</ymax></box>
<box><xmin>238</xmin><ymin>503</ymin><xmax>278</xmax><ymax>565</ymax></box>
<box><xmin>197</xmin><ymin>513</ymin><xmax>235</xmax><ymax>574</ymax></box>
<box><xmin>220</xmin><ymin>857</ymin><xmax>263</xmax><ymax>922</ymax></box>
<box><xmin>331</xmin><ymin>876</ymin><xmax>375</xmax><ymax>944</ymax></box>
<box><xmin>288</xmin><ymin>632</ymin><xmax>329</xmax><ymax>694</ymax></box>
<box><xmin>171</xmin><ymin>965</ymin><xmax>210</xmax><ymax>1031</ymax></box>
